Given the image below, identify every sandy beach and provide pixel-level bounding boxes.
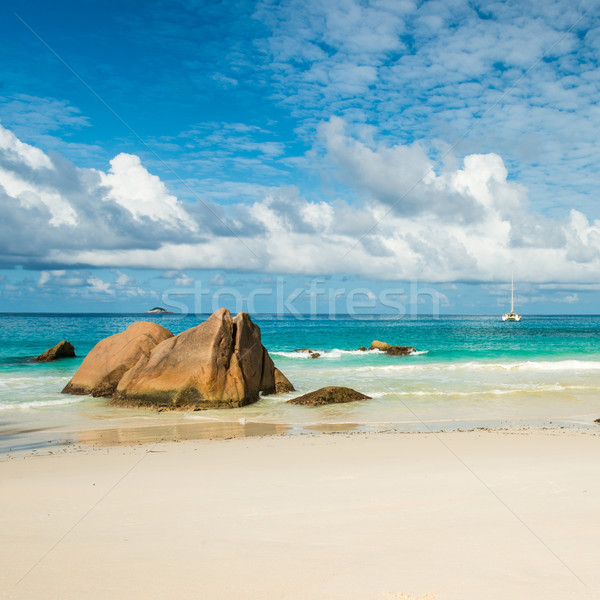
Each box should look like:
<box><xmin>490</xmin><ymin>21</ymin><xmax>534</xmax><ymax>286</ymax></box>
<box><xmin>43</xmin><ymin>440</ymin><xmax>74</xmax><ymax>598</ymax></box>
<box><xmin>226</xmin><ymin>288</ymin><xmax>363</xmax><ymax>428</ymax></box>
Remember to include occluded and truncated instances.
<box><xmin>2</xmin><ymin>429</ymin><xmax>599</xmax><ymax>600</ymax></box>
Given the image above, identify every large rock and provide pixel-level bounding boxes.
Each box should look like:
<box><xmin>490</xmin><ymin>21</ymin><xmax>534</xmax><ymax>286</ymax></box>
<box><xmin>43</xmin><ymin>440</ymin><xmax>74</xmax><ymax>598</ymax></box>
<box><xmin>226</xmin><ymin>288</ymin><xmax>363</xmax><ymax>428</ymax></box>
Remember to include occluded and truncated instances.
<box><xmin>112</xmin><ymin>309</ymin><xmax>279</xmax><ymax>410</ymax></box>
<box><xmin>35</xmin><ymin>340</ymin><xmax>75</xmax><ymax>362</ymax></box>
<box><xmin>288</xmin><ymin>386</ymin><xmax>371</xmax><ymax>406</ymax></box>
<box><xmin>274</xmin><ymin>368</ymin><xmax>295</xmax><ymax>393</ymax></box>
<box><xmin>62</xmin><ymin>322</ymin><xmax>174</xmax><ymax>397</ymax></box>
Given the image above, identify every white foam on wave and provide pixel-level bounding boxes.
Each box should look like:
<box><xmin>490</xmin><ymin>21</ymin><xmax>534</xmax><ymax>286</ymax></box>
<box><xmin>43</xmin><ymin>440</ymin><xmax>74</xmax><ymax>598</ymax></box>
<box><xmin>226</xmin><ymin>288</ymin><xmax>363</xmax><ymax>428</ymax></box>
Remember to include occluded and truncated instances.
<box><xmin>0</xmin><ymin>374</ymin><xmax>79</xmax><ymax>410</ymax></box>
<box><xmin>365</xmin><ymin>391</ymin><xmax>388</xmax><ymax>398</ymax></box>
<box><xmin>386</xmin><ymin>384</ymin><xmax>599</xmax><ymax>398</ymax></box>
<box><xmin>354</xmin><ymin>359</ymin><xmax>600</xmax><ymax>374</ymax></box>
<box><xmin>0</xmin><ymin>375</ymin><xmax>71</xmax><ymax>388</ymax></box>
<box><xmin>0</xmin><ymin>396</ymin><xmax>86</xmax><ymax>410</ymax></box>
<box><xmin>272</xmin><ymin>349</ymin><xmax>382</xmax><ymax>359</ymax></box>
<box><xmin>271</xmin><ymin>348</ymin><xmax>427</xmax><ymax>359</ymax></box>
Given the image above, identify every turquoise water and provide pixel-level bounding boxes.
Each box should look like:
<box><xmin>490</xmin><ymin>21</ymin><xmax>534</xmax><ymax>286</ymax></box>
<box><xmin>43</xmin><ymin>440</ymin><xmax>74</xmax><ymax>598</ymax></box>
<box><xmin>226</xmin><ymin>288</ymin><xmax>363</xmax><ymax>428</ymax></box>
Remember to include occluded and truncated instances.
<box><xmin>2</xmin><ymin>313</ymin><xmax>600</xmax><ymax>451</ymax></box>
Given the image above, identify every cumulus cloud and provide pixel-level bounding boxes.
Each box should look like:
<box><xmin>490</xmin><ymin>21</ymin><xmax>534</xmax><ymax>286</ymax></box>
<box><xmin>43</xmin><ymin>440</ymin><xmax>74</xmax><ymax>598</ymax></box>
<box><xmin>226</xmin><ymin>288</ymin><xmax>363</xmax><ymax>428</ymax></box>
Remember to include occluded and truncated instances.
<box><xmin>256</xmin><ymin>0</ymin><xmax>600</xmax><ymax>217</ymax></box>
<box><xmin>0</xmin><ymin>124</ymin><xmax>206</xmax><ymax>267</ymax></box>
<box><xmin>98</xmin><ymin>154</ymin><xmax>198</xmax><ymax>230</ymax></box>
<box><xmin>3</xmin><ymin>122</ymin><xmax>600</xmax><ymax>283</ymax></box>
<box><xmin>0</xmin><ymin>125</ymin><xmax>53</xmax><ymax>170</ymax></box>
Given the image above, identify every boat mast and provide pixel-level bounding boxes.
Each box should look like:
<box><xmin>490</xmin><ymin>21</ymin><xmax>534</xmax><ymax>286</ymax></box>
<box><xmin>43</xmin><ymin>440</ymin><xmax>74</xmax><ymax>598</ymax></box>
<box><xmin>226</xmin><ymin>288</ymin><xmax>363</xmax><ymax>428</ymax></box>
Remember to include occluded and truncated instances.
<box><xmin>511</xmin><ymin>272</ymin><xmax>514</xmax><ymax>313</ymax></box>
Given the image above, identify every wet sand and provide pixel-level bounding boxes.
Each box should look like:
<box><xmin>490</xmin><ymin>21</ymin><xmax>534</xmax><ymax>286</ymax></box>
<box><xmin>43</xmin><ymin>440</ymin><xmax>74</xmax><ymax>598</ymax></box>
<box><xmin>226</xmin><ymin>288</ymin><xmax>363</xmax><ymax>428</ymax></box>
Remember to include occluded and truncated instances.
<box><xmin>2</xmin><ymin>429</ymin><xmax>600</xmax><ymax>599</ymax></box>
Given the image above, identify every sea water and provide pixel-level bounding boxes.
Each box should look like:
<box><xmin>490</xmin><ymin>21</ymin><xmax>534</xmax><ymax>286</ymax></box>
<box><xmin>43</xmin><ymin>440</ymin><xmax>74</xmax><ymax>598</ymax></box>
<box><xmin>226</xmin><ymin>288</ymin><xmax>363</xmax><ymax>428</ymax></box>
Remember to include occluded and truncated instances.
<box><xmin>1</xmin><ymin>313</ymin><xmax>600</xmax><ymax>451</ymax></box>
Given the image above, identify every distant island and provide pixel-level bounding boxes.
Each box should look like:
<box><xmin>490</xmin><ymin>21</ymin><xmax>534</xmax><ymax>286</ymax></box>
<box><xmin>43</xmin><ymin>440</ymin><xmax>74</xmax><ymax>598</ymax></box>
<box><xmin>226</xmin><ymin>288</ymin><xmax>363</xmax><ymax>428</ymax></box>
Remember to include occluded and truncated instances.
<box><xmin>145</xmin><ymin>307</ymin><xmax>173</xmax><ymax>314</ymax></box>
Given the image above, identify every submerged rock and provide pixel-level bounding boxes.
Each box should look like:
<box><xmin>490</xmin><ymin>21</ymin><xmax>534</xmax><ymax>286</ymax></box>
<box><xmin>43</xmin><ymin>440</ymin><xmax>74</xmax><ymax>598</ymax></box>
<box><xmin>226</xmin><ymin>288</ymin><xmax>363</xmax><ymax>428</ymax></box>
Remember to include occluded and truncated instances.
<box><xmin>288</xmin><ymin>386</ymin><xmax>371</xmax><ymax>406</ymax></box>
<box><xmin>35</xmin><ymin>340</ymin><xmax>76</xmax><ymax>362</ymax></box>
<box><xmin>62</xmin><ymin>322</ymin><xmax>174</xmax><ymax>397</ymax></box>
<box><xmin>274</xmin><ymin>368</ymin><xmax>295</xmax><ymax>393</ymax></box>
<box><xmin>294</xmin><ymin>348</ymin><xmax>321</xmax><ymax>359</ymax></box>
<box><xmin>112</xmin><ymin>309</ymin><xmax>281</xmax><ymax>410</ymax></box>
<box><xmin>294</xmin><ymin>348</ymin><xmax>321</xmax><ymax>358</ymax></box>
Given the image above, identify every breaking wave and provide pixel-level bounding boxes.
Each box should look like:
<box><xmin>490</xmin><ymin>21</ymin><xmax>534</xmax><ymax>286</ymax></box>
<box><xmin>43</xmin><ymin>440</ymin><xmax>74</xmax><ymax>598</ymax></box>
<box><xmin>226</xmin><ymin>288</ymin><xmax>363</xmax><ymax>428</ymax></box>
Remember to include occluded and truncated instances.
<box><xmin>354</xmin><ymin>359</ymin><xmax>600</xmax><ymax>374</ymax></box>
<box><xmin>272</xmin><ymin>348</ymin><xmax>428</xmax><ymax>359</ymax></box>
<box><xmin>0</xmin><ymin>396</ymin><xmax>85</xmax><ymax>410</ymax></box>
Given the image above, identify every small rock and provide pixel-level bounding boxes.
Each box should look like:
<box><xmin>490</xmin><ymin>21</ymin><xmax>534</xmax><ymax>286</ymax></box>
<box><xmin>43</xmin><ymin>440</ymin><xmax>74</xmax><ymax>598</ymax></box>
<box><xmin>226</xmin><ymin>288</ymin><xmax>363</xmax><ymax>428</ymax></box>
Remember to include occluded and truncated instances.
<box><xmin>369</xmin><ymin>340</ymin><xmax>416</xmax><ymax>356</ymax></box>
<box><xmin>288</xmin><ymin>386</ymin><xmax>371</xmax><ymax>406</ymax></box>
<box><xmin>370</xmin><ymin>340</ymin><xmax>392</xmax><ymax>351</ymax></box>
<box><xmin>357</xmin><ymin>346</ymin><xmax>368</xmax><ymax>352</ymax></box>
<box><xmin>293</xmin><ymin>348</ymin><xmax>320</xmax><ymax>358</ymax></box>
<box><xmin>386</xmin><ymin>346</ymin><xmax>416</xmax><ymax>356</ymax></box>
<box><xmin>35</xmin><ymin>341</ymin><xmax>76</xmax><ymax>362</ymax></box>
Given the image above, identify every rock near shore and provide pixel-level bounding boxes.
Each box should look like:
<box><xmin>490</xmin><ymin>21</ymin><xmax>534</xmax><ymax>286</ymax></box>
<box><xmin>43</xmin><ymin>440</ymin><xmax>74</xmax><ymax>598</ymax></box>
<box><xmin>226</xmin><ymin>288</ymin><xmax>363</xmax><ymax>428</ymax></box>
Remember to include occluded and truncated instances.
<box><xmin>35</xmin><ymin>340</ymin><xmax>76</xmax><ymax>362</ymax></box>
<box><xmin>288</xmin><ymin>386</ymin><xmax>371</xmax><ymax>406</ymax></box>
<box><xmin>62</xmin><ymin>322</ymin><xmax>173</xmax><ymax>397</ymax></box>
<box><xmin>113</xmin><ymin>309</ymin><xmax>277</xmax><ymax>409</ymax></box>
<box><xmin>274</xmin><ymin>368</ymin><xmax>295</xmax><ymax>393</ymax></box>
<box><xmin>63</xmin><ymin>309</ymin><xmax>292</xmax><ymax>410</ymax></box>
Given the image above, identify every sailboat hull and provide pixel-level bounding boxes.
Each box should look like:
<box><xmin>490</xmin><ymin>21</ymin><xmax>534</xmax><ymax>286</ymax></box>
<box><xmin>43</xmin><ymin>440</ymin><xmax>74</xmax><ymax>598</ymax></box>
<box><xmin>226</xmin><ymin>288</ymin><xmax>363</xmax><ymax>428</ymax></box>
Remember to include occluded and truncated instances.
<box><xmin>502</xmin><ymin>313</ymin><xmax>521</xmax><ymax>322</ymax></box>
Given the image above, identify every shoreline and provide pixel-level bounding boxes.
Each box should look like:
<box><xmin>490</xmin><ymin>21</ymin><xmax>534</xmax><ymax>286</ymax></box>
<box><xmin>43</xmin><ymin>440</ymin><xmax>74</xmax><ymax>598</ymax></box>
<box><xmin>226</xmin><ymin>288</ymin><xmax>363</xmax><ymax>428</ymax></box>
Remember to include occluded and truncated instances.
<box><xmin>2</xmin><ymin>429</ymin><xmax>599</xmax><ymax>599</ymax></box>
<box><xmin>3</xmin><ymin>413</ymin><xmax>600</xmax><ymax>457</ymax></box>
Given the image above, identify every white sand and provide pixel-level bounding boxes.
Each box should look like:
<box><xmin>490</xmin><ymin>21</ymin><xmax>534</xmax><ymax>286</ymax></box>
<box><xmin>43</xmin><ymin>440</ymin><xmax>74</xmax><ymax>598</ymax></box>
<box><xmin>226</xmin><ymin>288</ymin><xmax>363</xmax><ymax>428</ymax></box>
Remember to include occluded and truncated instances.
<box><xmin>1</xmin><ymin>430</ymin><xmax>600</xmax><ymax>600</ymax></box>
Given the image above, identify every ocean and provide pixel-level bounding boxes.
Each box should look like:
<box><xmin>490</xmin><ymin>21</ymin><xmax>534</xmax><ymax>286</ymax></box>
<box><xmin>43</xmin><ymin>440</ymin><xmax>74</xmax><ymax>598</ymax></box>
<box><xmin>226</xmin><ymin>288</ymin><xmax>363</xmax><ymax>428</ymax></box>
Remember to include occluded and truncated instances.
<box><xmin>2</xmin><ymin>313</ymin><xmax>600</xmax><ymax>452</ymax></box>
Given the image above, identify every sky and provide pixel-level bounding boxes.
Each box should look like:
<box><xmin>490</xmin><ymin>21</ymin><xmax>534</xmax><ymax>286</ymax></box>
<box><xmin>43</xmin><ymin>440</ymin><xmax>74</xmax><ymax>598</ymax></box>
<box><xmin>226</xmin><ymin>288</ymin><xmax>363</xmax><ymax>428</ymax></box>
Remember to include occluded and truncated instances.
<box><xmin>1</xmin><ymin>0</ymin><xmax>600</xmax><ymax>314</ymax></box>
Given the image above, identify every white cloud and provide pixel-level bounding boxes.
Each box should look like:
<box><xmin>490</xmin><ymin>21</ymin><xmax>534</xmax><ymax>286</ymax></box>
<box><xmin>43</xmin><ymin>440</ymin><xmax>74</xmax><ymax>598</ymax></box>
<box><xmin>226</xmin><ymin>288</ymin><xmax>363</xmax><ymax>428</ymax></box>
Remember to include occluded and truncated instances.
<box><xmin>3</xmin><ymin>121</ymin><xmax>600</xmax><ymax>285</ymax></box>
<box><xmin>114</xmin><ymin>270</ymin><xmax>133</xmax><ymax>287</ymax></box>
<box><xmin>209</xmin><ymin>273</ymin><xmax>226</xmax><ymax>286</ymax></box>
<box><xmin>98</xmin><ymin>153</ymin><xmax>197</xmax><ymax>230</ymax></box>
<box><xmin>0</xmin><ymin>94</ymin><xmax>90</xmax><ymax>136</ymax></box>
<box><xmin>256</xmin><ymin>0</ymin><xmax>600</xmax><ymax>218</ymax></box>
<box><xmin>175</xmin><ymin>273</ymin><xmax>194</xmax><ymax>287</ymax></box>
<box><xmin>0</xmin><ymin>163</ymin><xmax>78</xmax><ymax>226</ymax></box>
<box><xmin>0</xmin><ymin>124</ymin><xmax>53</xmax><ymax>170</ymax></box>
<box><xmin>86</xmin><ymin>275</ymin><xmax>113</xmax><ymax>295</ymax></box>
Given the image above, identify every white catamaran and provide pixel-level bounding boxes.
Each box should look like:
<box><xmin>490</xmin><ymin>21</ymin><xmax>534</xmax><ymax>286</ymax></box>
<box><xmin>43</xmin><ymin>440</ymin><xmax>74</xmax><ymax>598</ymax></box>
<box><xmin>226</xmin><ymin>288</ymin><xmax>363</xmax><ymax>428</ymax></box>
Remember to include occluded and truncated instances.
<box><xmin>502</xmin><ymin>274</ymin><xmax>521</xmax><ymax>322</ymax></box>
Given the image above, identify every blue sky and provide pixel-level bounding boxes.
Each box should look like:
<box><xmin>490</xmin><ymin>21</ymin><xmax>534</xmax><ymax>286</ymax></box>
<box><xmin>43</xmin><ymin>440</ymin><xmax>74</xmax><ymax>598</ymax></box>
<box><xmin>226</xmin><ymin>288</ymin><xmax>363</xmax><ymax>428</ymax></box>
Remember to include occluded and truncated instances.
<box><xmin>1</xmin><ymin>0</ymin><xmax>600</xmax><ymax>314</ymax></box>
